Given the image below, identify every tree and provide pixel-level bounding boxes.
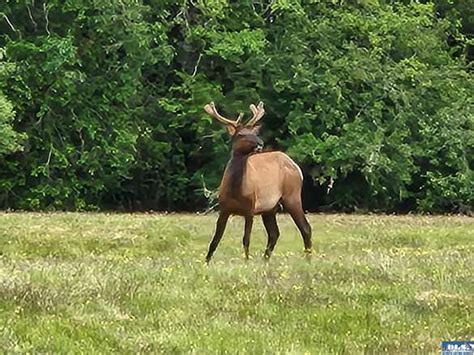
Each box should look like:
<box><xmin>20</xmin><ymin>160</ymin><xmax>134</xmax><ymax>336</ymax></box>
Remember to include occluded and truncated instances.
<box><xmin>0</xmin><ymin>0</ymin><xmax>472</xmax><ymax>212</ymax></box>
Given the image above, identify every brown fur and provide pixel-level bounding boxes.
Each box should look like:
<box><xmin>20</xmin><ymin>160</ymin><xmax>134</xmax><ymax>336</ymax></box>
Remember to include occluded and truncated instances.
<box><xmin>204</xmin><ymin>102</ymin><xmax>313</xmax><ymax>262</ymax></box>
<box><xmin>226</xmin><ymin>153</ymin><xmax>251</xmax><ymax>199</ymax></box>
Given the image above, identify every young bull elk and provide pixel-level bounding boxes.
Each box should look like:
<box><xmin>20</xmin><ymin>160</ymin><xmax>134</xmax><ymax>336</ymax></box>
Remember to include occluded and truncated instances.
<box><xmin>204</xmin><ymin>101</ymin><xmax>312</xmax><ymax>262</ymax></box>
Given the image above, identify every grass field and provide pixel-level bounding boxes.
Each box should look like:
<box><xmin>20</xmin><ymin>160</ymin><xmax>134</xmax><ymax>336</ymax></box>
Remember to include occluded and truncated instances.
<box><xmin>0</xmin><ymin>213</ymin><xmax>472</xmax><ymax>353</ymax></box>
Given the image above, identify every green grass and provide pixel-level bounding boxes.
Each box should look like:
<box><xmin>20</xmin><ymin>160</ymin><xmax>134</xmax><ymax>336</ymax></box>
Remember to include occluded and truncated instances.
<box><xmin>0</xmin><ymin>213</ymin><xmax>472</xmax><ymax>353</ymax></box>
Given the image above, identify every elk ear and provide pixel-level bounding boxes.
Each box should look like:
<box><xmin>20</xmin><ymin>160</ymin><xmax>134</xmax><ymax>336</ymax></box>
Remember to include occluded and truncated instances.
<box><xmin>226</xmin><ymin>125</ymin><xmax>236</xmax><ymax>136</ymax></box>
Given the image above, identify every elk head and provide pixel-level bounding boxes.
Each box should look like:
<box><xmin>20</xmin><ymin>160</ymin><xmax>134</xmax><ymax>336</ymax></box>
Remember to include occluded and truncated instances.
<box><xmin>204</xmin><ymin>101</ymin><xmax>265</xmax><ymax>156</ymax></box>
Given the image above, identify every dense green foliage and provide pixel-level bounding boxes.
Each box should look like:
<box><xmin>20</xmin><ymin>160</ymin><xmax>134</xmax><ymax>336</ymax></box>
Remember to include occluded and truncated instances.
<box><xmin>0</xmin><ymin>49</ymin><xmax>23</xmax><ymax>156</ymax></box>
<box><xmin>0</xmin><ymin>1</ymin><xmax>472</xmax><ymax>212</ymax></box>
<box><xmin>0</xmin><ymin>213</ymin><xmax>472</xmax><ymax>352</ymax></box>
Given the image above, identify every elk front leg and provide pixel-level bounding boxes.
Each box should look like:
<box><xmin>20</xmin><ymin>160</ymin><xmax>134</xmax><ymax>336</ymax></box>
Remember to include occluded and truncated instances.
<box><xmin>206</xmin><ymin>212</ymin><xmax>230</xmax><ymax>263</ymax></box>
<box><xmin>242</xmin><ymin>215</ymin><xmax>254</xmax><ymax>259</ymax></box>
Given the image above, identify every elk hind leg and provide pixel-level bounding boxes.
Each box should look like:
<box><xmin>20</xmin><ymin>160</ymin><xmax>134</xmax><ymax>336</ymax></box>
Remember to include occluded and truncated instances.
<box><xmin>206</xmin><ymin>212</ymin><xmax>230</xmax><ymax>263</ymax></box>
<box><xmin>262</xmin><ymin>212</ymin><xmax>280</xmax><ymax>259</ymax></box>
<box><xmin>284</xmin><ymin>200</ymin><xmax>312</xmax><ymax>254</ymax></box>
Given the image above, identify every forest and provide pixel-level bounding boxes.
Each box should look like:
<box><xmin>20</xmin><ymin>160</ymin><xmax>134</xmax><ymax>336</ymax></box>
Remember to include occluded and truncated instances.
<box><xmin>0</xmin><ymin>0</ymin><xmax>472</xmax><ymax>212</ymax></box>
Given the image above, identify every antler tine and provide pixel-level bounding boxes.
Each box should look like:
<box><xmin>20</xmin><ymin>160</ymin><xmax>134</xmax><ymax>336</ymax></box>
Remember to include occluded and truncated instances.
<box><xmin>246</xmin><ymin>101</ymin><xmax>265</xmax><ymax>126</ymax></box>
<box><xmin>204</xmin><ymin>102</ymin><xmax>239</xmax><ymax>127</ymax></box>
<box><xmin>236</xmin><ymin>112</ymin><xmax>244</xmax><ymax>125</ymax></box>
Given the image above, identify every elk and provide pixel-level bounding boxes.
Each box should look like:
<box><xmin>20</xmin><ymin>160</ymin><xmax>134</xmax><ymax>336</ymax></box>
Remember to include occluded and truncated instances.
<box><xmin>204</xmin><ymin>101</ymin><xmax>312</xmax><ymax>262</ymax></box>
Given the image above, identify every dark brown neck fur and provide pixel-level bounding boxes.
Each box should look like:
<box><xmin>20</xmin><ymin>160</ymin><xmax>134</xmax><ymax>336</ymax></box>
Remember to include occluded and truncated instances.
<box><xmin>227</xmin><ymin>151</ymin><xmax>254</xmax><ymax>198</ymax></box>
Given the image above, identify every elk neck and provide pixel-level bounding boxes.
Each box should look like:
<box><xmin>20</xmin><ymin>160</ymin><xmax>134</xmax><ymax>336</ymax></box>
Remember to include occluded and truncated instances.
<box><xmin>227</xmin><ymin>150</ymin><xmax>253</xmax><ymax>198</ymax></box>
